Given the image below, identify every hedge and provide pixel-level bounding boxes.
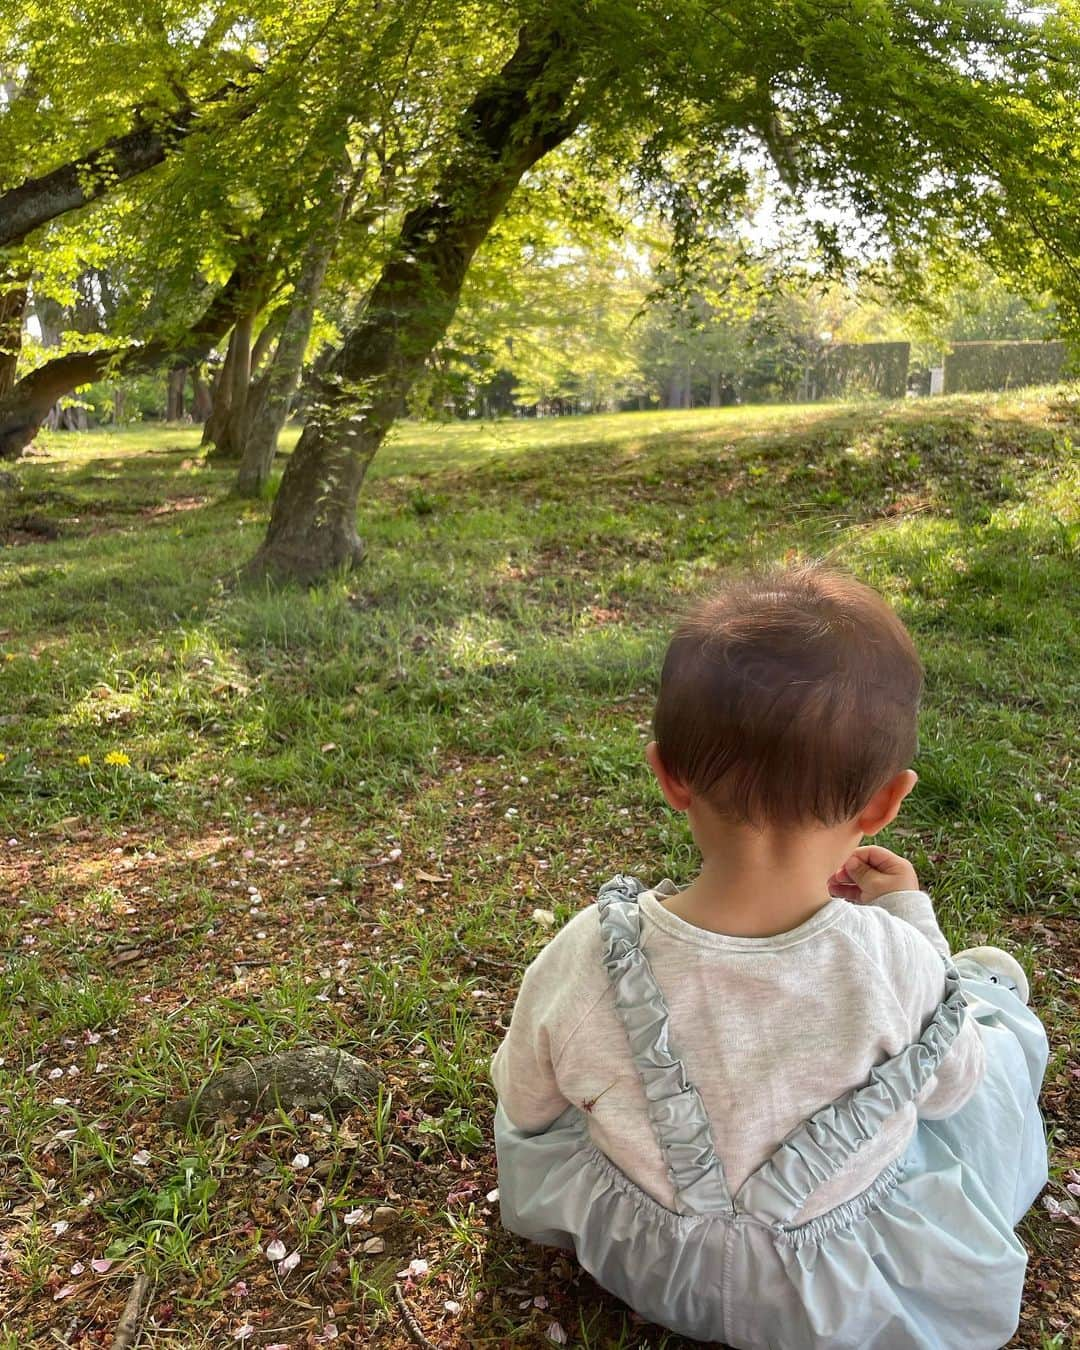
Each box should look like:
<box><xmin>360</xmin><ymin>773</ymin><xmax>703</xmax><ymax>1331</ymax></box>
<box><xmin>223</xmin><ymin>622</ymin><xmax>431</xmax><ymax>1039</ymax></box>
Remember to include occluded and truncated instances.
<box><xmin>942</xmin><ymin>340</ymin><xmax>1067</xmax><ymax>394</ymax></box>
<box><xmin>811</xmin><ymin>342</ymin><xmax>910</xmax><ymax>400</ymax></box>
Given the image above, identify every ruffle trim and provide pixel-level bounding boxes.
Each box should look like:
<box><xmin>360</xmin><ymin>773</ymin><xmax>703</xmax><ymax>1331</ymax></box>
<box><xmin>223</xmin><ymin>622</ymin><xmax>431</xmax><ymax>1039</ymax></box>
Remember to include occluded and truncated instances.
<box><xmin>595</xmin><ymin>874</ymin><xmax>967</xmax><ymax>1226</ymax></box>
<box><xmin>598</xmin><ymin>875</ymin><xmax>734</xmax><ymax>1217</ymax></box>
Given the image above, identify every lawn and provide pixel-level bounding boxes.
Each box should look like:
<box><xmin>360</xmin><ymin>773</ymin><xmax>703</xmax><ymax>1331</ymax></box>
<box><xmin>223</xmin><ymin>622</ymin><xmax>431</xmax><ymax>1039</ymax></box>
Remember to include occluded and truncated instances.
<box><xmin>1</xmin><ymin>391</ymin><xmax>1077</xmax><ymax>1348</ymax></box>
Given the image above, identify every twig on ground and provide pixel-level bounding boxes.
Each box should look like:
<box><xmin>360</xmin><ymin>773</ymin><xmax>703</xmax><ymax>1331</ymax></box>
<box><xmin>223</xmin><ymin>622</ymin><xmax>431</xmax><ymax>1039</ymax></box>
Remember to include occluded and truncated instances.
<box><xmin>451</xmin><ymin>928</ymin><xmax>518</xmax><ymax>972</ymax></box>
<box><xmin>394</xmin><ymin>1282</ymin><xmax>441</xmax><ymax>1350</ymax></box>
<box><xmin>110</xmin><ymin>1271</ymin><xmax>152</xmax><ymax>1350</ymax></box>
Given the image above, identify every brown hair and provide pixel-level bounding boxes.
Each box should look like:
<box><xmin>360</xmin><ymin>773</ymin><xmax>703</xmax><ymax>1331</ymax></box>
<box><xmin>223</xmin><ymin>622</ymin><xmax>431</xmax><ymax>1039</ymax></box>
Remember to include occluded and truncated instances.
<box><xmin>653</xmin><ymin>564</ymin><xmax>923</xmax><ymax>827</ymax></box>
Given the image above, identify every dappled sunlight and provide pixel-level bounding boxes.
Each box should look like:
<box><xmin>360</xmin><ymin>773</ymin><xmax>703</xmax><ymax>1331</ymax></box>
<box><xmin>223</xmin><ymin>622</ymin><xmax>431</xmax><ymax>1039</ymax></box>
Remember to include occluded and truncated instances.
<box><xmin>2</xmin><ymin>394</ymin><xmax>1077</xmax><ymax>1349</ymax></box>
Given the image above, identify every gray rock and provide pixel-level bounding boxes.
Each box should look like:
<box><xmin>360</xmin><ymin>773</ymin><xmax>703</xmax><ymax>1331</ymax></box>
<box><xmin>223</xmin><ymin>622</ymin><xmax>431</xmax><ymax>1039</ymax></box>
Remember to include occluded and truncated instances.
<box><xmin>167</xmin><ymin>1045</ymin><xmax>378</xmax><ymax>1128</ymax></box>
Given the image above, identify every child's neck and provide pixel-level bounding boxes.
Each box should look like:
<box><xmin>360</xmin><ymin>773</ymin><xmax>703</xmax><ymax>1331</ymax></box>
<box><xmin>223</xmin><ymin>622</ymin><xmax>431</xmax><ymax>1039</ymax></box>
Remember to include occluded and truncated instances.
<box><xmin>661</xmin><ymin>819</ymin><xmax>851</xmax><ymax>939</ymax></box>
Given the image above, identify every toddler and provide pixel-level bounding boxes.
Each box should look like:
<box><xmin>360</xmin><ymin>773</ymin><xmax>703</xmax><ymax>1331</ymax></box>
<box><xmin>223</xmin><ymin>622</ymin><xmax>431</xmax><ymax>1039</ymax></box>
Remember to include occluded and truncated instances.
<box><xmin>492</xmin><ymin>565</ymin><xmax>1047</xmax><ymax>1350</ymax></box>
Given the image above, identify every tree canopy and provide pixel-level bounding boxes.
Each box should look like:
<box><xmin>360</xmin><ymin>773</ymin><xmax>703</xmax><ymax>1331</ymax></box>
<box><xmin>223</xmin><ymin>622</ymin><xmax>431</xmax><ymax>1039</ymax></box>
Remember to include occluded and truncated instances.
<box><xmin>2</xmin><ymin>0</ymin><xmax>1079</xmax><ymax>574</ymax></box>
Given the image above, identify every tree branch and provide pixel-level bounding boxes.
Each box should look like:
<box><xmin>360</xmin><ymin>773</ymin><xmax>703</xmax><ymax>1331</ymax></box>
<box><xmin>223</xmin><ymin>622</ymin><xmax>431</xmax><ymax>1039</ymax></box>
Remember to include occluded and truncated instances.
<box><xmin>0</xmin><ymin>82</ymin><xmax>252</xmax><ymax>249</ymax></box>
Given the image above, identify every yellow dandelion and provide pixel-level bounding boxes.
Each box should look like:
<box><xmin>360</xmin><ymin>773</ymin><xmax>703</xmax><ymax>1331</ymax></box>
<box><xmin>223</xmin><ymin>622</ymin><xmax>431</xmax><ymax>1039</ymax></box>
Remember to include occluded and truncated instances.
<box><xmin>77</xmin><ymin>754</ymin><xmax>92</xmax><ymax>767</ymax></box>
<box><xmin>3</xmin><ymin>653</ymin><xmax>14</xmax><ymax>663</ymax></box>
<box><xmin>103</xmin><ymin>751</ymin><xmax>130</xmax><ymax>767</ymax></box>
<box><xmin>0</xmin><ymin>752</ymin><xmax>7</xmax><ymax>764</ymax></box>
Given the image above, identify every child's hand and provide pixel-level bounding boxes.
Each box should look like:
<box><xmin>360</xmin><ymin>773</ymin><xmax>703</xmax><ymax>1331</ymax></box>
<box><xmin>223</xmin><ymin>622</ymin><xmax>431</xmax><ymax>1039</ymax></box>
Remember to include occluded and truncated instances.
<box><xmin>828</xmin><ymin>846</ymin><xmax>920</xmax><ymax>904</ymax></box>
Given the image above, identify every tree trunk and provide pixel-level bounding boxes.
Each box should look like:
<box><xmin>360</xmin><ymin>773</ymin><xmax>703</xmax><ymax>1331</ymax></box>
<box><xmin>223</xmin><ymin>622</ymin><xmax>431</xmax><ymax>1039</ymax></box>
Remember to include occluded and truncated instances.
<box><xmin>0</xmin><ymin>276</ymin><xmax>28</xmax><ymax>399</ymax></box>
<box><xmin>201</xmin><ymin>341</ymin><xmax>235</xmax><ymax>446</ymax></box>
<box><xmin>190</xmin><ymin>365</ymin><xmax>213</xmax><ymax>421</ymax></box>
<box><xmin>207</xmin><ymin>312</ymin><xmax>255</xmax><ymax>460</ymax></box>
<box><xmin>166</xmin><ymin>364</ymin><xmax>187</xmax><ymax>420</ymax></box>
<box><xmin>0</xmin><ymin>250</ymin><xmax>267</xmax><ymax>460</ymax></box>
<box><xmin>249</xmin><ymin>23</ymin><xmax>581</xmax><ymax>581</ymax></box>
<box><xmin>250</xmin><ymin>312</ymin><xmax>284</xmax><ymax>379</ymax></box>
<box><xmin>709</xmin><ymin>370</ymin><xmax>720</xmax><ymax>407</ymax></box>
<box><xmin>237</xmin><ymin>207</ymin><xmax>342</xmax><ymax>496</ymax></box>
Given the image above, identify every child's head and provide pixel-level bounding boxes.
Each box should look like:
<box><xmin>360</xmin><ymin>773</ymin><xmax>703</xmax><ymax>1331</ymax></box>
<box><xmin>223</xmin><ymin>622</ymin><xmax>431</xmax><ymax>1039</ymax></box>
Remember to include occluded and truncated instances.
<box><xmin>649</xmin><ymin>564</ymin><xmax>922</xmax><ymax>835</ymax></box>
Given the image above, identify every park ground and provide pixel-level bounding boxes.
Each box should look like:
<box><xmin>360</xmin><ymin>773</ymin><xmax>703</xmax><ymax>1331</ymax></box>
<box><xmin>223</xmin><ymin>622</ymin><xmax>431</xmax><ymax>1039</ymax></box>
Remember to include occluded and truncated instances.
<box><xmin>1</xmin><ymin>392</ymin><xmax>1078</xmax><ymax>1348</ymax></box>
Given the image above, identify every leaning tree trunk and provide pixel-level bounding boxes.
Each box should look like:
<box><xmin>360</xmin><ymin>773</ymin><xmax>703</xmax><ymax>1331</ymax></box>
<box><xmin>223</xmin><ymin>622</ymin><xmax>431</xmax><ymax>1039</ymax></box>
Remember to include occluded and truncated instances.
<box><xmin>248</xmin><ymin>23</ymin><xmax>581</xmax><ymax>581</ymax></box>
<box><xmin>0</xmin><ymin>275</ymin><xmax>28</xmax><ymax>399</ymax></box>
<box><xmin>236</xmin><ymin>205</ymin><xmax>343</xmax><ymax>496</ymax></box>
<box><xmin>0</xmin><ymin>250</ymin><xmax>267</xmax><ymax>460</ymax></box>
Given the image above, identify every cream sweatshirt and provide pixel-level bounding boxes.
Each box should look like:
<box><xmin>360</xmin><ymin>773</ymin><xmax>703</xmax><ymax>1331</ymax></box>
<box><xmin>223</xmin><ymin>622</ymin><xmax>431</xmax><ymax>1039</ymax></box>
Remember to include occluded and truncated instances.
<box><xmin>492</xmin><ymin>886</ymin><xmax>985</xmax><ymax>1221</ymax></box>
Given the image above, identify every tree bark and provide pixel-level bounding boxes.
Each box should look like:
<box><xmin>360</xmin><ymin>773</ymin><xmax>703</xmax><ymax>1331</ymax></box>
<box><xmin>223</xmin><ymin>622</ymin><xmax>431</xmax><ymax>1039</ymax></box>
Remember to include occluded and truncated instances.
<box><xmin>250</xmin><ymin>311</ymin><xmax>284</xmax><ymax>379</ymax></box>
<box><xmin>0</xmin><ymin>251</ymin><xmax>267</xmax><ymax>460</ymax></box>
<box><xmin>0</xmin><ymin>276</ymin><xmax>27</xmax><ymax>399</ymax></box>
<box><xmin>0</xmin><ymin>82</ymin><xmax>251</xmax><ymax>249</ymax></box>
<box><xmin>249</xmin><ymin>23</ymin><xmax>581</xmax><ymax>580</ymax></box>
<box><xmin>166</xmin><ymin>364</ymin><xmax>187</xmax><ymax>420</ymax></box>
<box><xmin>190</xmin><ymin>365</ymin><xmax>213</xmax><ymax>421</ymax></box>
<box><xmin>236</xmin><ymin>205</ymin><xmax>342</xmax><ymax>496</ymax></box>
<box><xmin>206</xmin><ymin>311</ymin><xmax>255</xmax><ymax>460</ymax></box>
<box><xmin>201</xmin><ymin>341</ymin><xmax>235</xmax><ymax>446</ymax></box>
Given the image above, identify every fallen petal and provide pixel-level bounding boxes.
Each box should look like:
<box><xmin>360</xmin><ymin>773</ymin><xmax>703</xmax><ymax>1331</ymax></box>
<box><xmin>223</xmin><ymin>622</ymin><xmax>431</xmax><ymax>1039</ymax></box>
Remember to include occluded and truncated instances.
<box><xmin>53</xmin><ymin>1284</ymin><xmax>76</xmax><ymax>1301</ymax></box>
<box><xmin>279</xmin><ymin>1250</ymin><xmax>301</xmax><ymax>1274</ymax></box>
<box><xmin>265</xmin><ymin>1239</ymin><xmax>287</xmax><ymax>1262</ymax></box>
<box><xmin>90</xmin><ymin>1258</ymin><xmax>113</xmax><ymax>1274</ymax></box>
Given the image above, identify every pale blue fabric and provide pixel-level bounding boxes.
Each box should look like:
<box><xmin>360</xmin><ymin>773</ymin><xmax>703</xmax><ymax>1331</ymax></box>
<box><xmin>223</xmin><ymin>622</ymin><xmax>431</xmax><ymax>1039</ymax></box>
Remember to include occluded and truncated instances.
<box><xmin>496</xmin><ymin>875</ymin><xmax>1049</xmax><ymax>1349</ymax></box>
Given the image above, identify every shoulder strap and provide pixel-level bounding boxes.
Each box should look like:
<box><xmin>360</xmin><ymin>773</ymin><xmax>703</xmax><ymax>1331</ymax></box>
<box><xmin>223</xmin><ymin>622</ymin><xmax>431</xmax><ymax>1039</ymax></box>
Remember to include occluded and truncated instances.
<box><xmin>736</xmin><ymin>960</ymin><xmax>968</xmax><ymax>1225</ymax></box>
<box><xmin>596</xmin><ymin>875</ymin><xmax>734</xmax><ymax>1217</ymax></box>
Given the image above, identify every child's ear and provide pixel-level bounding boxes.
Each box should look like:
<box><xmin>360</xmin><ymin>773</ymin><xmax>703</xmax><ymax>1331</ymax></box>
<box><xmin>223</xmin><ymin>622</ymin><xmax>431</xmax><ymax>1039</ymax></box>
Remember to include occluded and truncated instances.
<box><xmin>646</xmin><ymin>741</ymin><xmax>693</xmax><ymax>812</ymax></box>
<box><xmin>857</xmin><ymin>769</ymin><xmax>918</xmax><ymax>836</ymax></box>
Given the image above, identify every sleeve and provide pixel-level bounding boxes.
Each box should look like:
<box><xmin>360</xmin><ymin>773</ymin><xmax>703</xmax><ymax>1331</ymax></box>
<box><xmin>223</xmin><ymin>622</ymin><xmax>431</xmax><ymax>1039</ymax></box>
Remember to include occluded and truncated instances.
<box><xmin>491</xmin><ymin>948</ymin><xmax>575</xmax><ymax>1133</ymax></box>
<box><xmin>891</xmin><ymin>916</ymin><xmax>986</xmax><ymax>1119</ymax></box>
<box><xmin>874</xmin><ymin>889</ymin><xmax>951</xmax><ymax>957</ymax></box>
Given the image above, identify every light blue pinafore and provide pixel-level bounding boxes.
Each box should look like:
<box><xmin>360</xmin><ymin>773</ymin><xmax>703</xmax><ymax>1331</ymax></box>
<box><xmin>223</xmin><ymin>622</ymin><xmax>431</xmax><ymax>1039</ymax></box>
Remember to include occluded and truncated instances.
<box><xmin>495</xmin><ymin>876</ymin><xmax>1049</xmax><ymax>1349</ymax></box>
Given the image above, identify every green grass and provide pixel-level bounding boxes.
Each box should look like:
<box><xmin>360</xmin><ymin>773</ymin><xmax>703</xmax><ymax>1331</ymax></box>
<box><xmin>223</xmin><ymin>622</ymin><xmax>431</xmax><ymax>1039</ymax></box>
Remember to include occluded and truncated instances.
<box><xmin>1</xmin><ymin>389</ymin><xmax>1077</xmax><ymax>1347</ymax></box>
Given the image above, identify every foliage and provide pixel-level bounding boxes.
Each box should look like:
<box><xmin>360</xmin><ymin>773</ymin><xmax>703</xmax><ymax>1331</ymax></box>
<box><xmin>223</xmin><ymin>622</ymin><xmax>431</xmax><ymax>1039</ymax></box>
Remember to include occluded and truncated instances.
<box><xmin>943</xmin><ymin>340</ymin><xmax>1069</xmax><ymax>394</ymax></box>
<box><xmin>813</xmin><ymin>342</ymin><xmax>911</xmax><ymax>400</ymax></box>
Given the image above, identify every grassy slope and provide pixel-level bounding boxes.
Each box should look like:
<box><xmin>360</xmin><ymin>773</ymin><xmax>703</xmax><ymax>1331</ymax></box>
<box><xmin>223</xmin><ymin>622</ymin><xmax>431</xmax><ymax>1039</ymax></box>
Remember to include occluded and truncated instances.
<box><xmin>0</xmin><ymin>392</ymin><xmax>1077</xmax><ymax>1347</ymax></box>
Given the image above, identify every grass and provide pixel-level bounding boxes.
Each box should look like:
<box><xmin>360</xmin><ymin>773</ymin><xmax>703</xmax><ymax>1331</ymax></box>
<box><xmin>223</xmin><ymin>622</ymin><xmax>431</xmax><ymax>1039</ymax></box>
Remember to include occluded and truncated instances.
<box><xmin>0</xmin><ymin>390</ymin><xmax>1077</xmax><ymax>1347</ymax></box>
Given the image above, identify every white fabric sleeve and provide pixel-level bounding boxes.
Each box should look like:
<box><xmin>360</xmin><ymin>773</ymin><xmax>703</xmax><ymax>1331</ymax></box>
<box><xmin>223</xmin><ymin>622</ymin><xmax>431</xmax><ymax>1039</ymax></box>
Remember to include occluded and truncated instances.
<box><xmin>892</xmin><ymin>918</ymin><xmax>986</xmax><ymax>1119</ymax></box>
<box><xmin>874</xmin><ymin>889</ymin><xmax>951</xmax><ymax>957</ymax></box>
<box><xmin>491</xmin><ymin>950</ymin><xmax>574</xmax><ymax>1133</ymax></box>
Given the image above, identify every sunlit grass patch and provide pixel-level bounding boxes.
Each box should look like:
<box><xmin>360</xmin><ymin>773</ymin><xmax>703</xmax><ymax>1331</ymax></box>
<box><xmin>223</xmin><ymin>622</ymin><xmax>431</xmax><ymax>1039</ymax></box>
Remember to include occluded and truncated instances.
<box><xmin>0</xmin><ymin>390</ymin><xmax>1076</xmax><ymax>1346</ymax></box>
